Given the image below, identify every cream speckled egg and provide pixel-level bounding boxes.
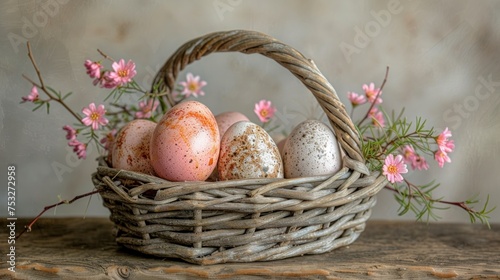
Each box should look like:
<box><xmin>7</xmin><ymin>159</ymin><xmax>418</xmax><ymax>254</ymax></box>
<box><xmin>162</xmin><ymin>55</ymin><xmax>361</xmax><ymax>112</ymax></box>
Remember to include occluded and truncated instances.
<box><xmin>112</xmin><ymin>119</ymin><xmax>156</xmax><ymax>175</ymax></box>
<box><xmin>283</xmin><ymin>120</ymin><xmax>342</xmax><ymax>178</ymax></box>
<box><xmin>218</xmin><ymin>121</ymin><xmax>283</xmax><ymax>180</ymax></box>
<box><xmin>150</xmin><ymin>101</ymin><xmax>220</xmax><ymax>181</ymax></box>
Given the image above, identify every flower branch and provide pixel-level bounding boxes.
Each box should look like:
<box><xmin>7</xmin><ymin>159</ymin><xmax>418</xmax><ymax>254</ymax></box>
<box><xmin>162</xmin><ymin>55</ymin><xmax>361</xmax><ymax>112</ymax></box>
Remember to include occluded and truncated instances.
<box><xmin>385</xmin><ymin>183</ymin><xmax>495</xmax><ymax>228</ymax></box>
<box><xmin>346</xmin><ymin>68</ymin><xmax>493</xmax><ymax>225</ymax></box>
<box><xmin>22</xmin><ymin>42</ymin><xmax>208</xmax><ymax>161</ymax></box>
<box><xmin>23</xmin><ymin>42</ymin><xmax>83</xmax><ymax>124</ymax></box>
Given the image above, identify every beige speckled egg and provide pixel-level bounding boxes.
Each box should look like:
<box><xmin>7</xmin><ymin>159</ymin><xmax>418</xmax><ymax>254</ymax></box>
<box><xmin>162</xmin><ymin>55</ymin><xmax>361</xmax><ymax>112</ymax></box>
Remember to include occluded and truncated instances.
<box><xmin>283</xmin><ymin>120</ymin><xmax>342</xmax><ymax>178</ymax></box>
<box><xmin>150</xmin><ymin>101</ymin><xmax>220</xmax><ymax>181</ymax></box>
<box><xmin>218</xmin><ymin>121</ymin><xmax>283</xmax><ymax>180</ymax></box>
<box><xmin>208</xmin><ymin>111</ymin><xmax>250</xmax><ymax>181</ymax></box>
<box><xmin>215</xmin><ymin>111</ymin><xmax>249</xmax><ymax>140</ymax></box>
<box><xmin>112</xmin><ymin>119</ymin><xmax>156</xmax><ymax>175</ymax></box>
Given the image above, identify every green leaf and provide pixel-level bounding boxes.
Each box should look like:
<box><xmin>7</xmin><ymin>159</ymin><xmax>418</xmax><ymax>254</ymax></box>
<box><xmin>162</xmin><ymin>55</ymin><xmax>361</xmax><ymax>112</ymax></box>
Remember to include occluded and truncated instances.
<box><xmin>46</xmin><ymin>86</ymin><xmax>60</xmax><ymax>97</ymax></box>
<box><xmin>62</xmin><ymin>92</ymin><xmax>73</xmax><ymax>100</ymax></box>
<box><xmin>104</xmin><ymin>88</ymin><xmax>119</xmax><ymax>102</ymax></box>
<box><xmin>32</xmin><ymin>102</ymin><xmax>44</xmax><ymax>112</ymax></box>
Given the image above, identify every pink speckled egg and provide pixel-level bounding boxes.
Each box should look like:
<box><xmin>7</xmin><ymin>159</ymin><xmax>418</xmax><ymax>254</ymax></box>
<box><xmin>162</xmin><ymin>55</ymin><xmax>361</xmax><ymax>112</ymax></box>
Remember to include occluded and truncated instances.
<box><xmin>112</xmin><ymin>119</ymin><xmax>156</xmax><ymax>175</ymax></box>
<box><xmin>215</xmin><ymin>111</ymin><xmax>249</xmax><ymax>140</ymax></box>
<box><xmin>282</xmin><ymin>120</ymin><xmax>342</xmax><ymax>178</ymax></box>
<box><xmin>218</xmin><ymin>121</ymin><xmax>283</xmax><ymax>180</ymax></box>
<box><xmin>150</xmin><ymin>101</ymin><xmax>220</xmax><ymax>181</ymax></box>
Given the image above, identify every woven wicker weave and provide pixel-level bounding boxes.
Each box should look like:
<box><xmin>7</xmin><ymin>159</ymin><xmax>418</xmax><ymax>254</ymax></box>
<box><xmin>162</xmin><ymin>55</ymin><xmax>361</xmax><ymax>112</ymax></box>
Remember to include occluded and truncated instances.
<box><xmin>91</xmin><ymin>30</ymin><xmax>388</xmax><ymax>265</ymax></box>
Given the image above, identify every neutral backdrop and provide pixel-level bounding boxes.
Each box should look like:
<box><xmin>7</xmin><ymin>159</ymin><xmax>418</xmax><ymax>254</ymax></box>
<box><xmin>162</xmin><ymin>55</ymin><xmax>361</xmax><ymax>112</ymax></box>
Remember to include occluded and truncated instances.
<box><xmin>1</xmin><ymin>0</ymin><xmax>499</xmax><ymax>224</ymax></box>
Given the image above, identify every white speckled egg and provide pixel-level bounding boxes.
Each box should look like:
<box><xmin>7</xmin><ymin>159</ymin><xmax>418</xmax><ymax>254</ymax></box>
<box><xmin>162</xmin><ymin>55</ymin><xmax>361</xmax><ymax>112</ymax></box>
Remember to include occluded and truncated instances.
<box><xmin>215</xmin><ymin>111</ymin><xmax>249</xmax><ymax>140</ymax></box>
<box><xmin>283</xmin><ymin>120</ymin><xmax>342</xmax><ymax>178</ymax></box>
<box><xmin>112</xmin><ymin>119</ymin><xmax>156</xmax><ymax>175</ymax></box>
<box><xmin>150</xmin><ymin>101</ymin><xmax>220</xmax><ymax>181</ymax></box>
<box><xmin>218</xmin><ymin>121</ymin><xmax>283</xmax><ymax>180</ymax></box>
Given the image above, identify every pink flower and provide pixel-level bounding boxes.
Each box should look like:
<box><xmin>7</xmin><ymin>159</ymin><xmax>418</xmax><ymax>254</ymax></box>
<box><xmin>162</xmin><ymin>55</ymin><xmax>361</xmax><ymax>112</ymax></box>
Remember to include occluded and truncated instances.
<box><xmin>436</xmin><ymin>127</ymin><xmax>451</xmax><ymax>146</ymax></box>
<box><xmin>99</xmin><ymin>71</ymin><xmax>120</xmax><ymax>89</ymax></box>
<box><xmin>22</xmin><ymin>86</ymin><xmax>39</xmax><ymax>102</ymax></box>
<box><xmin>68</xmin><ymin>139</ymin><xmax>80</xmax><ymax>147</ymax></box>
<box><xmin>179</xmin><ymin>73</ymin><xmax>207</xmax><ymax>98</ymax></box>
<box><xmin>135</xmin><ymin>99</ymin><xmax>159</xmax><ymax>119</ymax></box>
<box><xmin>347</xmin><ymin>92</ymin><xmax>367</xmax><ymax>106</ymax></box>
<box><xmin>84</xmin><ymin>60</ymin><xmax>102</xmax><ymax>79</ymax></box>
<box><xmin>383</xmin><ymin>154</ymin><xmax>408</xmax><ymax>184</ymax></box>
<box><xmin>434</xmin><ymin>149</ymin><xmax>451</xmax><ymax>168</ymax></box>
<box><xmin>107</xmin><ymin>59</ymin><xmax>137</xmax><ymax>87</ymax></box>
<box><xmin>436</xmin><ymin>127</ymin><xmax>455</xmax><ymax>153</ymax></box>
<box><xmin>82</xmin><ymin>103</ymin><xmax>108</xmax><ymax>130</ymax></box>
<box><xmin>412</xmin><ymin>155</ymin><xmax>429</xmax><ymax>170</ymax></box>
<box><xmin>254</xmin><ymin>99</ymin><xmax>277</xmax><ymax>123</ymax></box>
<box><xmin>442</xmin><ymin>140</ymin><xmax>455</xmax><ymax>153</ymax></box>
<box><xmin>100</xmin><ymin>129</ymin><xmax>117</xmax><ymax>151</ymax></box>
<box><xmin>63</xmin><ymin>125</ymin><xmax>77</xmax><ymax>141</ymax></box>
<box><xmin>401</xmin><ymin>145</ymin><xmax>429</xmax><ymax>170</ymax></box>
<box><xmin>369</xmin><ymin>107</ymin><xmax>385</xmax><ymax>127</ymax></box>
<box><xmin>68</xmin><ymin>139</ymin><xmax>87</xmax><ymax>159</ymax></box>
<box><xmin>437</xmin><ymin>127</ymin><xmax>452</xmax><ymax>141</ymax></box>
<box><xmin>363</xmin><ymin>82</ymin><xmax>382</xmax><ymax>104</ymax></box>
<box><xmin>402</xmin><ymin>145</ymin><xmax>416</xmax><ymax>163</ymax></box>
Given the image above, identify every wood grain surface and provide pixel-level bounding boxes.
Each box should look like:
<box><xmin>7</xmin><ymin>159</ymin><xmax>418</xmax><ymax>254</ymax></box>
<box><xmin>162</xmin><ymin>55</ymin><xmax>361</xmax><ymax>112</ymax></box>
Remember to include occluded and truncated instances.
<box><xmin>1</xmin><ymin>218</ymin><xmax>499</xmax><ymax>279</ymax></box>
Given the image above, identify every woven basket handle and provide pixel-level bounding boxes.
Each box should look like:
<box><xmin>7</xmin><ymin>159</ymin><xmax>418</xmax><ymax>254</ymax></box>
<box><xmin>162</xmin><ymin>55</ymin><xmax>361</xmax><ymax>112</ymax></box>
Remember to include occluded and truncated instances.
<box><xmin>152</xmin><ymin>30</ymin><xmax>365</xmax><ymax>164</ymax></box>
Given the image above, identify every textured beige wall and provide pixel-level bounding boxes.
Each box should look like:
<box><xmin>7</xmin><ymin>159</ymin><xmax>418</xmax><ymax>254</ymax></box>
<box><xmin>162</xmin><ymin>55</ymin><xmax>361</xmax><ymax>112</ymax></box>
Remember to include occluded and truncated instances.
<box><xmin>1</xmin><ymin>0</ymin><xmax>499</xmax><ymax>223</ymax></box>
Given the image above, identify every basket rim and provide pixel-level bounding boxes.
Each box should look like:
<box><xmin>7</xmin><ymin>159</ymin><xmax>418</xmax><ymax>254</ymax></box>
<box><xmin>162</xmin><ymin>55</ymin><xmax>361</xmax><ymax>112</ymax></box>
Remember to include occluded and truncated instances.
<box><xmin>93</xmin><ymin>156</ymin><xmax>386</xmax><ymax>211</ymax></box>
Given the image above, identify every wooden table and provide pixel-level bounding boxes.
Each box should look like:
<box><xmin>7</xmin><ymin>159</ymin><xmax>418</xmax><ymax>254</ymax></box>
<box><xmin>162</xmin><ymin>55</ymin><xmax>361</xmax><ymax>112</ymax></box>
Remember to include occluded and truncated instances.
<box><xmin>1</xmin><ymin>218</ymin><xmax>499</xmax><ymax>279</ymax></box>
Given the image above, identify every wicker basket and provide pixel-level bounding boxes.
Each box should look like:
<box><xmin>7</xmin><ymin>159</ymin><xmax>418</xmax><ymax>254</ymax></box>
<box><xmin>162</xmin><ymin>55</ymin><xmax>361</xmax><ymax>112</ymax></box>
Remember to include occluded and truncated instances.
<box><xmin>91</xmin><ymin>30</ymin><xmax>387</xmax><ymax>265</ymax></box>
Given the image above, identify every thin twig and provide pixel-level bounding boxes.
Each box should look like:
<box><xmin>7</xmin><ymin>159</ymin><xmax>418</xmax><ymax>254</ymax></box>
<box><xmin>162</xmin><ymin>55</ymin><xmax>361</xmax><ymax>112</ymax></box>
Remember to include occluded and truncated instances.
<box><xmin>27</xmin><ymin>41</ymin><xmax>45</xmax><ymax>89</ymax></box>
<box><xmin>16</xmin><ymin>189</ymin><xmax>101</xmax><ymax>240</ymax></box>
<box><xmin>97</xmin><ymin>49</ymin><xmax>114</xmax><ymax>62</ymax></box>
